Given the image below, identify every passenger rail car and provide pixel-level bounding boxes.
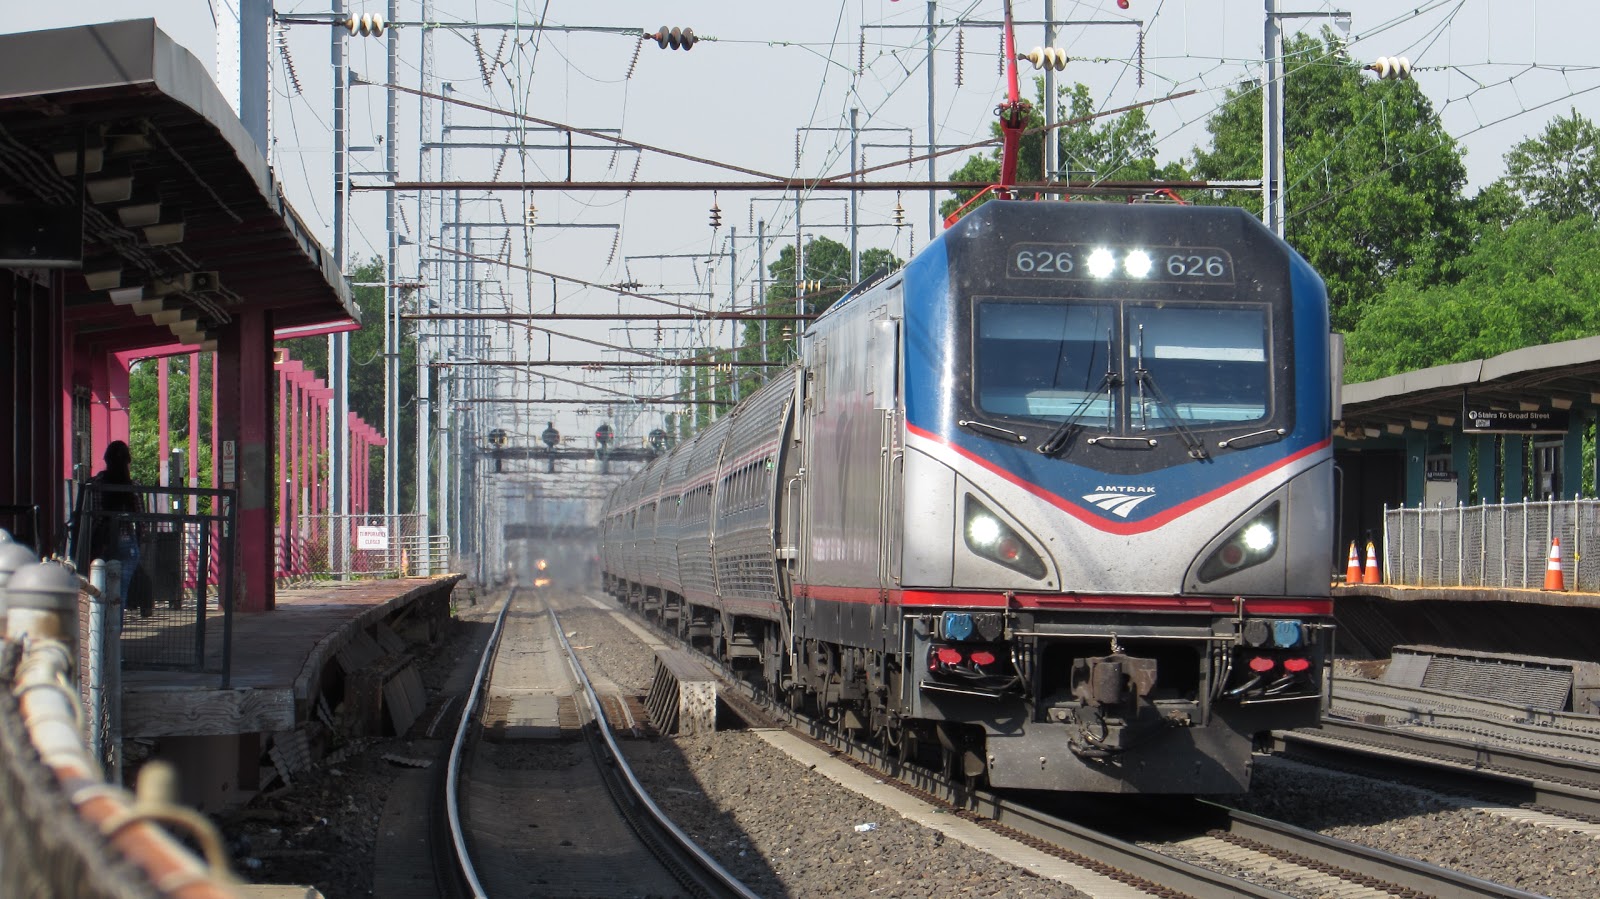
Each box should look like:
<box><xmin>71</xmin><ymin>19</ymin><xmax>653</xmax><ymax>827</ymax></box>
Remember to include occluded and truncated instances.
<box><xmin>602</xmin><ymin>200</ymin><xmax>1337</xmax><ymax>793</ymax></box>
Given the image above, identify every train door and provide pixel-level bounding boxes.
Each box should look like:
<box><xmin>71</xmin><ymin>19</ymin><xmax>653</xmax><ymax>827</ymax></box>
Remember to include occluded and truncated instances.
<box><xmin>870</xmin><ymin>315</ymin><xmax>901</xmax><ymax>628</ymax></box>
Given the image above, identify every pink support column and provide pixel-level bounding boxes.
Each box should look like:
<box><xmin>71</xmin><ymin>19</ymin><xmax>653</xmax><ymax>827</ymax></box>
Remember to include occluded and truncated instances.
<box><xmin>188</xmin><ymin>352</ymin><xmax>199</xmax><ymax>514</ymax></box>
<box><xmin>217</xmin><ymin>309</ymin><xmax>275</xmax><ymax>613</ymax></box>
<box><xmin>158</xmin><ymin>358</ymin><xmax>170</xmax><ymax>488</ymax></box>
<box><xmin>210</xmin><ymin>351</ymin><xmax>219</xmax><ymax>491</ymax></box>
<box><xmin>107</xmin><ymin>354</ymin><xmax>131</xmax><ymax>448</ymax></box>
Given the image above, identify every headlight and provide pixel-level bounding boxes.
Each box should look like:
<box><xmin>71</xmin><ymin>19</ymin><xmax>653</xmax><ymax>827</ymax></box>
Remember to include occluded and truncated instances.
<box><xmin>1197</xmin><ymin>504</ymin><xmax>1280</xmax><ymax>583</ymax></box>
<box><xmin>1086</xmin><ymin>247</ymin><xmax>1116</xmax><ymax>278</ymax></box>
<box><xmin>963</xmin><ymin>495</ymin><xmax>1047</xmax><ymax>580</ymax></box>
<box><xmin>1123</xmin><ymin>249</ymin><xmax>1153</xmax><ymax>278</ymax></box>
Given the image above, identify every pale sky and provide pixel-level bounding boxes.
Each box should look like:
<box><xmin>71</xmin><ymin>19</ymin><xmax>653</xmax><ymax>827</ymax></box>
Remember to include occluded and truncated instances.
<box><xmin>9</xmin><ymin>1</ymin><xmax>1600</xmax><ymax>446</ymax></box>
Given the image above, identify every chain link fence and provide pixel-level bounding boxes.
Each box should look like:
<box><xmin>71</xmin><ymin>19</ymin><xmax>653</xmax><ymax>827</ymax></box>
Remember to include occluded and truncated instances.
<box><xmin>287</xmin><ymin>513</ymin><xmax>448</xmax><ymax>580</ymax></box>
<box><xmin>1383</xmin><ymin>499</ymin><xmax>1600</xmax><ymax>591</ymax></box>
<box><xmin>70</xmin><ymin>483</ymin><xmax>236</xmax><ymax>683</ymax></box>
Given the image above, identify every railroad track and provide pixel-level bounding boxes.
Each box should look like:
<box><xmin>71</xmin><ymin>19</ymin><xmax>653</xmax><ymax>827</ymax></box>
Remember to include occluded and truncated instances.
<box><xmin>608</xmin><ymin>594</ymin><xmax>1531</xmax><ymax>899</ymax></box>
<box><xmin>437</xmin><ymin>586</ymin><xmax>758</xmax><ymax>898</ymax></box>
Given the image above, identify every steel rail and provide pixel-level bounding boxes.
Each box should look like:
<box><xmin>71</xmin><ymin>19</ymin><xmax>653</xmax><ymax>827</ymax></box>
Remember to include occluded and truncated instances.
<box><xmin>549</xmin><ymin>608</ymin><xmax>760</xmax><ymax>899</ymax></box>
<box><xmin>1277</xmin><ymin>719</ymin><xmax>1600</xmax><ymax>820</ymax></box>
<box><xmin>677</xmin><ymin>634</ymin><xmax>1292</xmax><ymax>899</ymax></box>
<box><xmin>444</xmin><ymin>588</ymin><xmax>517</xmax><ymax>898</ymax></box>
<box><xmin>1204</xmin><ymin>801</ymin><xmax>1548</xmax><ymax>899</ymax></box>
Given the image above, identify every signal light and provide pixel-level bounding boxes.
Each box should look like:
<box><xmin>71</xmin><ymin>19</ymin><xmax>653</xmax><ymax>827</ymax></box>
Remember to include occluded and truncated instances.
<box><xmin>1282</xmin><ymin>657</ymin><xmax>1312</xmax><ymax>673</ymax></box>
<box><xmin>1247</xmin><ymin>657</ymin><xmax>1276</xmax><ymax>673</ymax></box>
<box><xmin>650</xmin><ymin>26</ymin><xmax>698</xmax><ymax>51</ymax></box>
<box><xmin>1365</xmin><ymin>56</ymin><xmax>1411</xmax><ymax>80</ymax></box>
<box><xmin>1021</xmin><ymin>47</ymin><xmax>1069</xmax><ymax>71</ymax></box>
<box><xmin>345</xmin><ymin>13</ymin><xmax>385</xmax><ymax>36</ymax></box>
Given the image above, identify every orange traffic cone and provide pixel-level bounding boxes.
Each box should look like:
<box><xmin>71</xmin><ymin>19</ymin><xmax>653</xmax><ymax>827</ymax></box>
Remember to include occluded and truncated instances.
<box><xmin>1362</xmin><ymin>541</ymin><xmax>1381</xmax><ymax>584</ymax></box>
<box><xmin>1345</xmin><ymin>542</ymin><xmax>1361</xmax><ymax>583</ymax></box>
<box><xmin>1543</xmin><ymin>538</ymin><xmax>1566</xmax><ymax>592</ymax></box>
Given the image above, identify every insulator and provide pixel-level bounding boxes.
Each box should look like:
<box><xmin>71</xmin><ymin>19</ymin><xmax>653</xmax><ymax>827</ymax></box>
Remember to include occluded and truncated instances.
<box><xmin>525</xmin><ymin>203</ymin><xmax>537</xmax><ymax>227</ymax></box>
<box><xmin>1118</xmin><ymin>0</ymin><xmax>1130</xmax><ymax>8</ymax></box>
<box><xmin>955</xmin><ymin>28</ymin><xmax>965</xmax><ymax>87</ymax></box>
<box><xmin>1022</xmin><ymin>47</ymin><xmax>1069</xmax><ymax>71</ymax></box>
<box><xmin>709</xmin><ymin>193</ymin><xmax>722</xmax><ymax>229</ymax></box>
<box><xmin>1366</xmin><ymin>56</ymin><xmax>1412</xmax><ymax>80</ymax></box>
<box><xmin>1137</xmin><ymin>29</ymin><xmax>1145</xmax><ymax>88</ymax></box>
<box><xmin>651</xmin><ymin>26</ymin><xmax>697</xmax><ymax>50</ymax></box>
<box><xmin>893</xmin><ymin>193</ymin><xmax>906</xmax><ymax>228</ymax></box>
<box><xmin>276</xmin><ymin>27</ymin><xmax>303</xmax><ymax>95</ymax></box>
<box><xmin>795</xmin><ymin>132</ymin><xmax>802</xmax><ymax>168</ymax></box>
<box><xmin>997</xmin><ymin>30</ymin><xmax>1005</xmax><ymax>75</ymax></box>
<box><xmin>858</xmin><ymin>31</ymin><xmax>866</xmax><ymax>75</ymax></box>
<box><xmin>345</xmin><ymin>13</ymin><xmax>385</xmax><ymax>37</ymax></box>
<box><xmin>626</xmin><ymin>33</ymin><xmax>644</xmax><ymax>79</ymax></box>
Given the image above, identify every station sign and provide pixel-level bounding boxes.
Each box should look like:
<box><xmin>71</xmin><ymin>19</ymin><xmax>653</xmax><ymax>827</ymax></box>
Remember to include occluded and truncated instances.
<box><xmin>1463</xmin><ymin>407</ymin><xmax>1569</xmax><ymax>434</ymax></box>
<box><xmin>356</xmin><ymin>526</ymin><xmax>390</xmax><ymax>550</ymax></box>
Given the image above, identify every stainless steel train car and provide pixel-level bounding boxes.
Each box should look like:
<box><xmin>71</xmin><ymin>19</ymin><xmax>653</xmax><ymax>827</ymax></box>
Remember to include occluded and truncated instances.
<box><xmin>602</xmin><ymin>199</ymin><xmax>1338</xmax><ymax>794</ymax></box>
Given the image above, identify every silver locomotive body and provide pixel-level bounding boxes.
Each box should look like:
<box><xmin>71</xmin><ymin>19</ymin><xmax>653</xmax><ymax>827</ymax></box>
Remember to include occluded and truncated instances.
<box><xmin>602</xmin><ymin>201</ymin><xmax>1336</xmax><ymax>793</ymax></box>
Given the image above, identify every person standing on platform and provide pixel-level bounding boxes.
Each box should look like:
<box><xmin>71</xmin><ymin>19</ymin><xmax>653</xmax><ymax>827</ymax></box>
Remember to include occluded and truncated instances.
<box><xmin>91</xmin><ymin>440</ymin><xmax>147</xmax><ymax>614</ymax></box>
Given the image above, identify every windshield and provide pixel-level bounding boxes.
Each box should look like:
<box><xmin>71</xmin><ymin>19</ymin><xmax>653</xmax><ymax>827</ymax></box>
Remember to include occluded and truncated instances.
<box><xmin>974</xmin><ymin>299</ymin><xmax>1271</xmax><ymax>433</ymax></box>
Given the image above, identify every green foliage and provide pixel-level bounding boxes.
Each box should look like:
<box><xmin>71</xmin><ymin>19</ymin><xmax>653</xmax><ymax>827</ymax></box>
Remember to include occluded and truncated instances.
<box><xmin>284</xmin><ymin>256</ymin><xmax>420</xmax><ymax>512</ymax></box>
<box><xmin>941</xmin><ymin>80</ymin><xmax>1186</xmax><ymax>220</ymax></box>
<box><xmin>1344</xmin><ymin>215</ymin><xmax>1600</xmax><ymax>381</ymax></box>
<box><xmin>1192</xmin><ymin>31</ymin><xmax>1469</xmax><ymax>331</ymax></box>
<box><xmin>1499</xmin><ymin>108</ymin><xmax>1600</xmax><ymax>222</ymax></box>
<box><xmin>126</xmin><ymin>354</ymin><xmax>212</xmax><ymax>487</ymax></box>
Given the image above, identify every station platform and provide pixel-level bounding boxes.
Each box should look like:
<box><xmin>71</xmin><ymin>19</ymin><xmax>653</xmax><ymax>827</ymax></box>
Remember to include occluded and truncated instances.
<box><xmin>123</xmin><ymin>575</ymin><xmax>462</xmax><ymax>810</ymax></box>
<box><xmin>1332</xmin><ymin>583</ymin><xmax>1600</xmax><ymax>676</ymax></box>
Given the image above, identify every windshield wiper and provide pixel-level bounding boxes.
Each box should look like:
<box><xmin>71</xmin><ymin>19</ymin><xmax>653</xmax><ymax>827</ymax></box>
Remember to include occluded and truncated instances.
<box><xmin>1217</xmin><ymin>428</ymin><xmax>1286</xmax><ymax>451</ymax></box>
<box><xmin>1132</xmin><ymin>325</ymin><xmax>1210</xmax><ymax>461</ymax></box>
<box><xmin>1038</xmin><ymin>330</ymin><xmax>1119</xmax><ymax>458</ymax></box>
<box><xmin>959</xmin><ymin>418</ymin><xmax>1028</xmax><ymax>443</ymax></box>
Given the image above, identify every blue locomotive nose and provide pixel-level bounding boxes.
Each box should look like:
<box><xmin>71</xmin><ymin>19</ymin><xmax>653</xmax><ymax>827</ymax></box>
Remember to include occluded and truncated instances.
<box><xmin>941</xmin><ymin>612</ymin><xmax>975</xmax><ymax>641</ymax></box>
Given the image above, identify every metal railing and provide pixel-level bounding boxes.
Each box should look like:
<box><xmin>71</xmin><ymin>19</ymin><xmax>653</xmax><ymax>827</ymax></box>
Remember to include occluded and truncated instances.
<box><xmin>287</xmin><ymin>513</ymin><xmax>449</xmax><ymax>580</ymax></box>
<box><xmin>1</xmin><ymin>545</ymin><xmax>238</xmax><ymax>897</ymax></box>
<box><xmin>1382</xmin><ymin>498</ymin><xmax>1599</xmax><ymax>591</ymax></box>
<box><xmin>69</xmin><ymin>483</ymin><xmax>236</xmax><ymax>685</ymax></box>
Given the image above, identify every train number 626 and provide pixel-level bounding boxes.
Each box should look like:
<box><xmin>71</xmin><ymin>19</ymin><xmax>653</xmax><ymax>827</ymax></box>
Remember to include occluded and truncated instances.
<box><xmin>1013</xmin><ymin>249</ymin><xmax>1074</xmax><ymax>273</ymax></box>
<box><xmin>1166</xmin><ymin>254</ymin><xmax>1227</xmax><ymax>277</ymax></box>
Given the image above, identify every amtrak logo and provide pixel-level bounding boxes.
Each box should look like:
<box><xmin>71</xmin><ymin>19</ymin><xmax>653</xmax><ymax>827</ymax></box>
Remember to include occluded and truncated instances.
<box><xmin>1082</xmin><ymin>486</ymin><xmax>1156</xmax><ymax>518</ymax></box>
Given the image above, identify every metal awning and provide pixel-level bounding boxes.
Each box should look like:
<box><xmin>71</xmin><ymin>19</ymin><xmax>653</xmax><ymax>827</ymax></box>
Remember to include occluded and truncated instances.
<box><xmin>1338</xmin><ymin>335</ymin><xmax>1600</xmax><ymax>438</ymax></box>
<box><xmin>0</xmin><ymin>19</ymin><xmax>356</xmax><ymax>352</ymax></box>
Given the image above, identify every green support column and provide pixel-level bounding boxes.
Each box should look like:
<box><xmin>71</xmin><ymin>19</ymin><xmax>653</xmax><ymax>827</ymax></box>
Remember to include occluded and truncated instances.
<box><xmin>1476</xmin><ymin>434</ymin><xmax>1498</xmax><ymax>503</ymax></box>
<box><xmin>1563</xmin><ymin>415</ymin><xmax>1585</xmax><ymax>499</ymax></box>
<box><xmin>1404</xmin><ymin>430</ymin><xmax>1428</xmax><ymax>507</ymax></box>
<box><xmin>1451</xmin><ymin>435</ymin><xmax>1471</xmax><ymax>505</ymax></box>
<box><xmin>1504</xmin><ymin>435</ymin><xmax>1526</xmax><ymax>503</ymax></box>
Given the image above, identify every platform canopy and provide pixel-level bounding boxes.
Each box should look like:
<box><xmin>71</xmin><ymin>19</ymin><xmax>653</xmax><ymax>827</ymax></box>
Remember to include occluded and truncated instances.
<box><xmin>0</xmin><ymin>18</ymin><xmax>356</xmax><ymax>353</ymax></box>
<box><xmin>1338</xmin><ymin>335</ymin><xmax>1600</xmax><ymax>438</ymax></box>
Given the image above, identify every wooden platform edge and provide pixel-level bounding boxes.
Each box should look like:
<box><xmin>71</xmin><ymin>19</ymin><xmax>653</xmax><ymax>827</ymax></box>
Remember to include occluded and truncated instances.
<box><xmin>291</xmin><ymin>575</ymin><xmax>463</xmax><ymax>707</ymax></box>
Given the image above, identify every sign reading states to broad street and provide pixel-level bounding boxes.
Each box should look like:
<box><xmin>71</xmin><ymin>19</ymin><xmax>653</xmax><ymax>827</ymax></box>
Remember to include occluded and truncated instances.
<box><xmin>1463</xmin><ymin>407</ymin><xmax>1569</xmax><ymax>434</ymax></box>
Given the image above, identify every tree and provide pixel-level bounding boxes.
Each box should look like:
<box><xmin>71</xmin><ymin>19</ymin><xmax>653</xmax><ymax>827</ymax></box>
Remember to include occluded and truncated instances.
<box><xmin>942</xmin><ymin>80</ymin><xmax>1187</xmax><ymax>220</ymax></box>
<box><xmin>1343</xmin><ymin>215</ymin><xmax>1600</xmax><ymax>381</ymax></box>
<box><xmin>1192</xmin><ymin>31</ymin><xmax>1470</xmax><ymax>332</ymax></box>
<box><xmin>126</xmin><ymin>354</ymin><xmax>212</xmax><ymax>490</ymax></box>
<box><xmin>284</xmin><ymin>256</ymin><xmax>420</xmax><ymax>513</ymax></box>
<box><xmin>1498</xmin><ymin>108</ymin><xmax>1600</xmax><ymax>222</ymax></box>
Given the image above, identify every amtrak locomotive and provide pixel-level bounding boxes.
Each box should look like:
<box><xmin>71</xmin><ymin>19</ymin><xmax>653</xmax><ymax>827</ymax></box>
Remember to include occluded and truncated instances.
<box><xmin>602</xmin><ymin>199</ymin><xmax>1337</xmax><ymax>793</ymax></box>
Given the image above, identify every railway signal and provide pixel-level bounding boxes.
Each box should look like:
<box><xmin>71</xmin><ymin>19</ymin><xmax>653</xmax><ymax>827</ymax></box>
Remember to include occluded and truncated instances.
<box><xmin>649</xmin><ymin>26</ymin><xmax>698</xmax><ymax>50</ymax></box>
